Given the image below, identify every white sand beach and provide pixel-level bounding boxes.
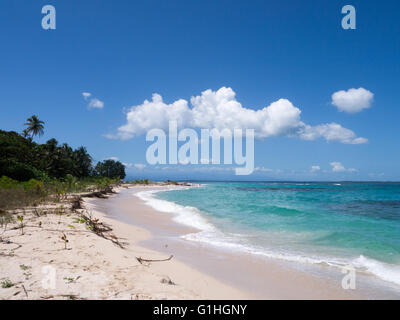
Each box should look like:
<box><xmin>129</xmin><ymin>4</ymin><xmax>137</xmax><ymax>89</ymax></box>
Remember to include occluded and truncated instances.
<box><xmin>0</xmin><ymin>184</ymin><xmax>365</xmax><ymax>299</ymax></box>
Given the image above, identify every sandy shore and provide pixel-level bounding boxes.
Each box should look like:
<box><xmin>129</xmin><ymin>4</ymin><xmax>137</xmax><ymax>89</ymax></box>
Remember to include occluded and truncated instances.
<box><xmin>1</xmin><ymin>184</ymin><xmax>385</xmax><ymax>299</ymax></box>
<box><xmin>91</xmin><ymin>185</ymin><xmax>365</xmax><ymax>299</ymax></box>
<box><xmin>0</xmin><ymin>185</ymin><xmax>250</xmax><ymax>299</ymax></box>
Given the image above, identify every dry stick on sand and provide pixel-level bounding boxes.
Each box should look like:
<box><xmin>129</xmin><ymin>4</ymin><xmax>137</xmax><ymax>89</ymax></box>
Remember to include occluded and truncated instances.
<box><xmin>21</xmin><ymin>284</ymin><xmax>28</xmax><ymax>298</ymax></box>
<box><xmin>40</xmin><ymin>294</ymin><xmax>83</xmax><ymax>300</ymax></box>
<box><xmin>136</xmin><ymin>255</ymin><xmax>174</xmax><ymax>265</ymax></box>
<box><xmin>79</xmin><ymin>210</ymin><xmax>125</xmax><ymax>249</ymax></box>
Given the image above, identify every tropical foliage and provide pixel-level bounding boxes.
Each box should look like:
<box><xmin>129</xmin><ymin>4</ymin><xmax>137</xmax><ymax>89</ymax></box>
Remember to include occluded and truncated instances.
<box><xmin>0</xmin><ymin>129</ymin><xmax>96</xmax><ymax>181</ymax></box>
<box><xmin>0</xmin><ymin>116</ymin><xmax>128</xmax><ymax>213</ymax></box>
<box><xmin>95</xmin><ymin>159</ymin><xmax>126</xmax><ymax>180</ymax></box>
<box><xmin>0</xmin><ymin>175</ymin><xmax>119</xmax><ymax>212</ymax></box>
<box><xmin>23</xmin><ymin>115</ymin><xmax>45</xmax><ymax>139</ymax></box>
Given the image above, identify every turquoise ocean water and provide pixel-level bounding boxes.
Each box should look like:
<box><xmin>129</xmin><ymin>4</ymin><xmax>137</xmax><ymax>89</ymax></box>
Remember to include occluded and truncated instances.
<box><xmin>137</xmin><ymin>182</ymin><xmax>400</xmax><ymax>288</ymax></box>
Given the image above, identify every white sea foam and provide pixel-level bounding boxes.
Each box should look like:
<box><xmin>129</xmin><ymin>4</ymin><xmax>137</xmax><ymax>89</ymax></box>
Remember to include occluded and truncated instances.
<box><xmin>136</xmin><ymin>187</ymin><xmax>215</xmax><ymax>232</ymax></box>
<box><xmin>136</xmin><ymin>187</ymin><xmax>400</xmax><ymax>288</ymax></box>
<box><xmin>353</xmin><ymin>255</ymin><xmax>400</xmax><ymax>286</ymax></box>
<box><xmin>182</xmin><ymin>231</ymin><xmax>348</xmax><ymax>267</ymax></box>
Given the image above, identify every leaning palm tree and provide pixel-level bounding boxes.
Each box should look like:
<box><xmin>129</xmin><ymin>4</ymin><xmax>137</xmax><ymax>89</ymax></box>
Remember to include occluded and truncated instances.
<box><xmin>24</xmin><ymin>115</ymin><xmax>45</xmax><ymax>139</ymax></box>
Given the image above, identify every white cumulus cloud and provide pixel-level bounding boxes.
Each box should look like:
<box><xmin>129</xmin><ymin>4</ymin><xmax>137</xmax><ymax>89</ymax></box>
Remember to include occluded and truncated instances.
<box><xmin>331</xmin><ymin>87</ymin><xmax>373</xmax><ymax>113</ymax></box>
<box><xmin>109</xmin><ymin>87</ymin><xmax>367</xmax><ymax>144</ymax></box>
<box><xmin>330</xmin><ymin>162</ymin><xmax>357</xmax><ymax>173</ymax></box>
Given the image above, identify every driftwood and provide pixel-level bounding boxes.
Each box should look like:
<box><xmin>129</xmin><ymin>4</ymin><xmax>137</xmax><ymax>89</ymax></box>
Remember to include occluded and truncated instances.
<box><xmin>71</xmin><ymin>197</ymin><xmax>83</xmax><ymax>211</ymax></box>
<box><xmin>136</xmin><ymin>255</ymin><xmax>173</xmax><ymax>265</ymax></box>
<box><xmin>22</xmin><ymin>284</ymin><xmax>28</xmax><ymax>298</ymax></box>
<box><xmin>80</xmin><ymin>187</ymin><xmax>115</xmax><ymax>199</ymax></box>
<box><xmin>40</xmin><ymin>294</ymin><xmax>84</xmax><ymax>300</ymax></box>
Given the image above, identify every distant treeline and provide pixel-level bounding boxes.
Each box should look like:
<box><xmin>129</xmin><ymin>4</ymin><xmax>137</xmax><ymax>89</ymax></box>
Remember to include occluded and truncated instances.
<box><xmin>0</xmin><ymin>128</ymin><xmax>125</xmax><ymax>181</ymax></box>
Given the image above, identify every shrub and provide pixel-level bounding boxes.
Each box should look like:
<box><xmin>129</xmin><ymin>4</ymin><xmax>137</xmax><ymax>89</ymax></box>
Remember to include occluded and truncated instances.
<box><xmin>21</xmin><ymin>179</ymin><xmax>45</xmax><ymax>196</ymax></box>
<box><xmin>0</xmin><ymin>176</ymin><xmax>19</xmax><ymax>189</ymax></box>
<box><xmin>1</xmin><ymin>279</ymin><xmax>14</xmax><ymax>288</ymax></box>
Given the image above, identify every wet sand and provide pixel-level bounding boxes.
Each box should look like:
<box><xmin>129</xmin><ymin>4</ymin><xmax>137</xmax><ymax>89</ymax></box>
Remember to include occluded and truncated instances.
<box><xmin>89</xmin><ymin>185</ymin><xmax>368</xmax><ymax>299</ymax></box>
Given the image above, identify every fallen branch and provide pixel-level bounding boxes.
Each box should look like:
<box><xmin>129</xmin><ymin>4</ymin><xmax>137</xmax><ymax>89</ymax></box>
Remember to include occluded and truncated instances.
<box><xmin>22</xmin><ymin>284</ymin><xmax>28</xmax><ymax>298</ymax></box>
<box><xmin>136</xmin><ymin>255</ymin><xmax>173</xmax><ymax>265</ymax></box>
<box><xmin>40</xmin><ymin>294</ymin><xmax>84</xmax><ymax>300</ymax></box>
<box><xmin>0</xmin><ymin>252</ymin><xmax>14</xmax><ymax>257</ymax></box>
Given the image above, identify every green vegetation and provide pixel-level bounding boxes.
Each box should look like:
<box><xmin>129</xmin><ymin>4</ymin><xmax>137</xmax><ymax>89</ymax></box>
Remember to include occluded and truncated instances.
<box><xmin>0</xmin><ymin>115</ymin><xmax>126</xmax><ymax>181</ymax></box>
<box><xmin>1</xmin><ymin>279</ymin><xmax>14</xmax><ymax>289</ymax></box>
<box><xmin>0</xmin><ymin>115</ymin><xmax>127</xmax><ymax>212</ymax></box>
<box><xmin>17</xmin><ymin>215</ymin><xmax>24</xmax><ymax>235</ymax></box>
<box><xmin>166</xmin><ymin>180</ymin><xmax>179</xmax><ymax>185</ymax></box>
<box><xmin>95</xmin><ymin>159</ymin><xmax>126</xmax><ymax>180</ymax></box>
<box><xmin>0</xmin><ymin>211</ymin><xmax>14</xmax><ymax>231</ymax></box>
<box><xmin>129</xmin><ymin>179</ymin><xmax>150</xmax><ymax>185</ymax></box>
<box><xmin>19</xmin><ymin>264</ymin><xmax>31</xmax><ymax>271</ymax></box>
<box><xmin>0</xmin><ymin>175</ymin><xmax>119</xmax><ymax>212</ymax></box>
<box><xmin>63</xmin><ymin>277</ymin><xmax>78</xmax><ymax>283</ymax></box>
<box><xmin>23</xmin><ymin>115</ymin><xmax>45</xmax><ymax>139</ymax></box>
<box><xmin>0</xmin><ymin>129</ymin><xmax>94</xmax><ymax>181</ymax></box>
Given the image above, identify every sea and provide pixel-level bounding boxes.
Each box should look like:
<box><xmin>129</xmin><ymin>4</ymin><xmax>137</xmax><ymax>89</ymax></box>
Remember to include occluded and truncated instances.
<box><xmin>136</xmin><ymin>181</ymin><xmax>400</xmax><ymax>292</ymax></box>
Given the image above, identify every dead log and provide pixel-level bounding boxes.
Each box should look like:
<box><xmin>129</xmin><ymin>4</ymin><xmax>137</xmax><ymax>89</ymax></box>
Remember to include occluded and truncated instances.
<box><xmin>136</xmin><ymin>255</ymin><xmax>173</xmax><ymax>265</ymax></box>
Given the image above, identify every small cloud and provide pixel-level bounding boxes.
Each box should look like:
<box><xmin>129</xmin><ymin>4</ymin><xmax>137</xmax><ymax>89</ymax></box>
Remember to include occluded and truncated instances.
<box><xmin>299</xmin><ymin>123</ymin><xmax>368</xmax><ymax>144</ymax></box>
<box><xmin>82</xmin><ymin>92</ymin><xmax>92</xmax><ymax>100</ymax></box>
<box><xmin>102</xmin><ymin>133</ymin><xmax>118</xmax><ymax>139</ymax></box>
<box><xmin>105</xmin><ymin>156</ymin><xmax>119</xmax><ymax>161</ymax></box>
<box><xmin>134</xmin><ymin>163</ymin><xmax>146</xmax><ymax>170</ymax></box>
<box><xmin>331</xmin><ymin>88</ymin><xmax>374</xmax><ymax>113</ymax></box>
<box><xmin>88</xmin><ymin>98</ymin><xmax>104</xmax><ymax>109</ymax></box>
<box><xmin>123</xmin><ymin>162</ymin><xmax>133</xmax><ymax>168</ymax></box>
<box><xmin>311</xmin><ymin>165</ymin><xmax>320</xmax><ymax>172</ymax></box>
<box><xmin>82</xmin><ymin>91</ymin><xmax>104</xmax><ymax>109</ymax></box>
<box><xmin>330</xmin><ymin>162</ymin><xmax>357</xmax><ymax>173</ymax></box>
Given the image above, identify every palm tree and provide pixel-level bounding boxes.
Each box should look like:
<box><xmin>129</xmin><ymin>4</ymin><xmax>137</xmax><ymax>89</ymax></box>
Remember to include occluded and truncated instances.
<box><xmin>24</xmin><ymin>115</ymin><xmax>45</xmax><ymax>139</ymax></box>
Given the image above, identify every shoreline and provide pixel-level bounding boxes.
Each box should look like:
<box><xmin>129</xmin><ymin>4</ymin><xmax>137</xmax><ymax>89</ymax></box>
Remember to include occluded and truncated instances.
<box><xmin>87</xmin><ymin>185</ymin><xmax>363</xmax><ymax>299</ymax></box>
<box><xmin>1</xmin><ymin>184</ymin><xmax>398</xmax><ymax>299</ymax></box>
<box><xmin>0</xmin><ymin>184</ymin><xmax>251</xmax><ymax>300</ymax></box>
<box><xmin>83</xmin><ymin>185</ymin><xmax>253</xmax><ymax>299</ymax></box>
<box><xmin>97</xmin><ymin>185</ymin><xmax>400</xmax><ymax>299</ymax></box>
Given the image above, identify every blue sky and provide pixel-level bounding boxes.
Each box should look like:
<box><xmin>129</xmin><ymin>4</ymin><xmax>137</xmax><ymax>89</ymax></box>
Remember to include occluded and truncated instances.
<box><xmin>1</xmin><ymin>0</ymin><xmax>399</xmax><ymax>180</ymax></box>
